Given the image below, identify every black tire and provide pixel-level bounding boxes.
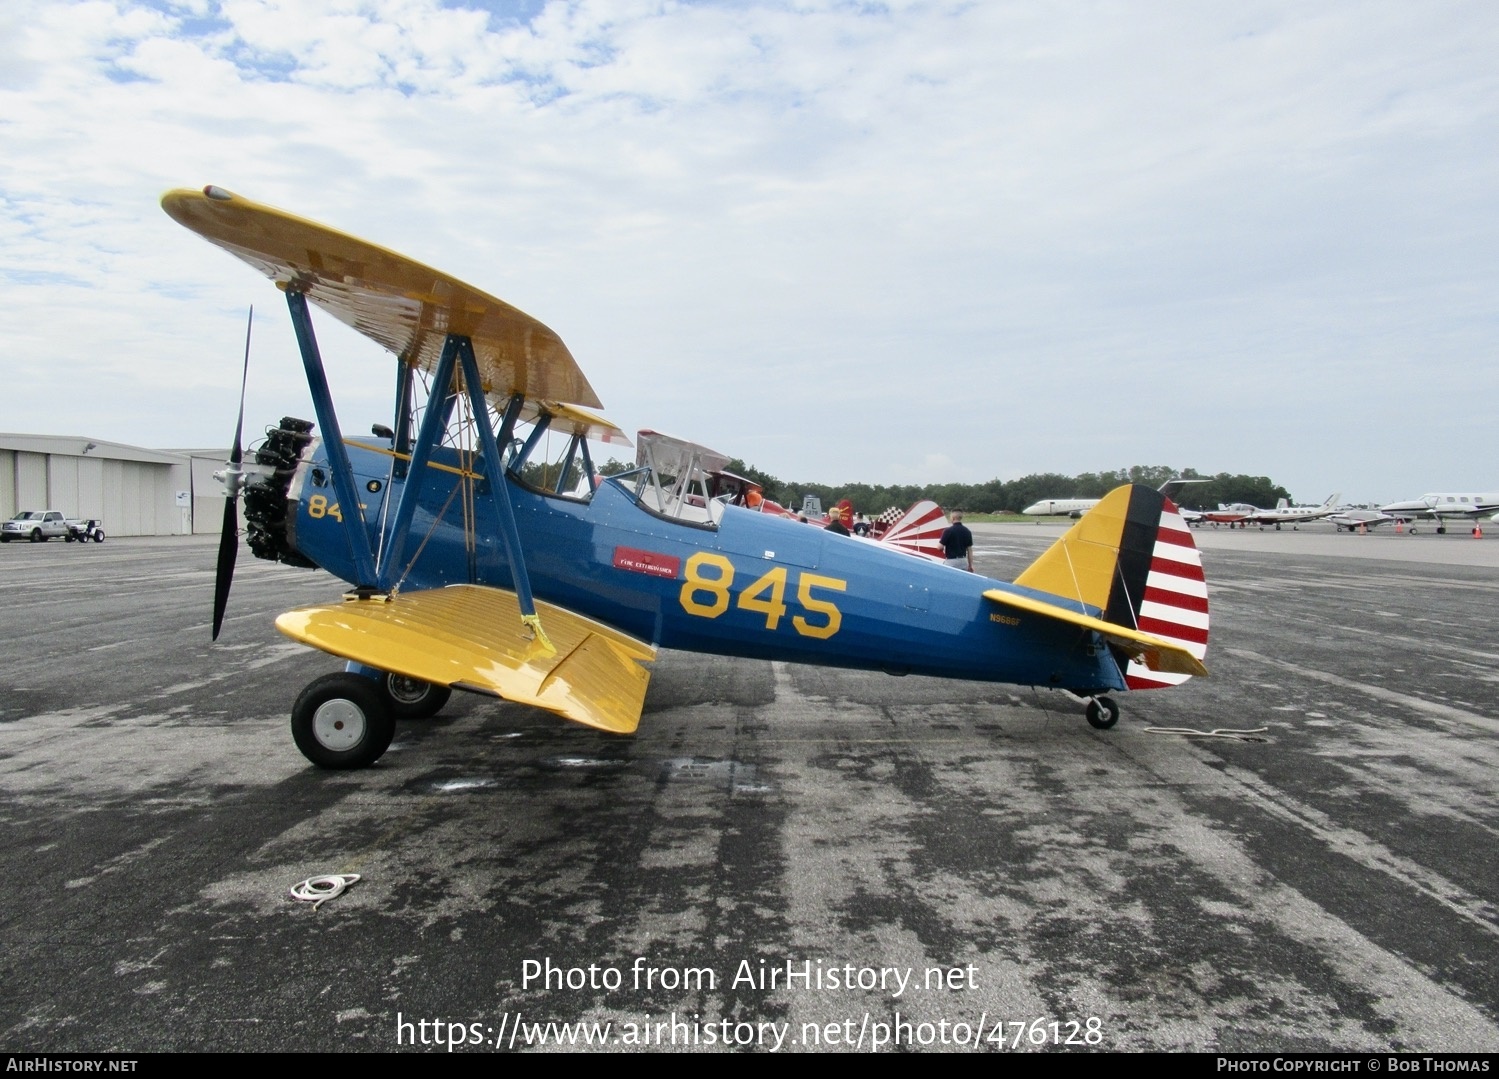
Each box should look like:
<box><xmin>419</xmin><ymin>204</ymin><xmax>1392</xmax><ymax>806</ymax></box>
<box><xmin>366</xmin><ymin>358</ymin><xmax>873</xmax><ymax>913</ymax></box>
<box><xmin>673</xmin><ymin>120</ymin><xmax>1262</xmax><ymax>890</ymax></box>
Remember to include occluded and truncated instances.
<box><xmin>0</xmin><ymin>536</ymin><xmax>8</xmax><ymax>543</ymax></box>
<box><xmin>65</xmin><ymin>533</ymin><xmax>75</xmax><ymax>543</ymax></box>
<box><xmin>290</xmin><ymin>673</ymin><xmax>395</xmax><ymax>769</ymax></box>
<box><xmin>1086</xmin><ymin>696</ymin><xmax>1120</xmax><ymax>730</ymax></box>
<box><xmin>93</xmin><ymin>531</ymin><xmax>104</xmax><ymax>543</ymax></box>
<box><xmin>381</xmin><ymin>673</ymin><xmax>452</xmax><ymax>719</ymax></box>
<box><xmin>30</xmin><ymin>529</ymin><xmax>43</xmax><ymax>543</ymax></box>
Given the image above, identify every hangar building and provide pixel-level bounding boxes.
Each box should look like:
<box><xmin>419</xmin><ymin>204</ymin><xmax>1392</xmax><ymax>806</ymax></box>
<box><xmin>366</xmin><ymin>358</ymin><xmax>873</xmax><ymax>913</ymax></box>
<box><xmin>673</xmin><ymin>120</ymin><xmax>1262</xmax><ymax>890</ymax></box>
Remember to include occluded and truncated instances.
<box><xmin>0</xmin><ymin>434</ymin><xmax>228</xmax><ymax>537</ymax></box>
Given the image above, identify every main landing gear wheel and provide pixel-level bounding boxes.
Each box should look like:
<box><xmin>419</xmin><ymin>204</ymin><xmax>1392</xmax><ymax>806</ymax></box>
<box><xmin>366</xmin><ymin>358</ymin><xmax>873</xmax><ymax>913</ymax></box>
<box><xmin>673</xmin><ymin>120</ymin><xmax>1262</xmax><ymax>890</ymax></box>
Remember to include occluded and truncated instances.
<box><xmin>291</xmin><ymin>673</ymin><xmax>395</xmax><ymax>769</ymax></box>
<box><xmin>1086</xmin><ymin>696</ymin><xmax>1120</xmax><ymax>730</ymax></box>
<box><xmin>380</xmin><ymin>673</ymin><xmax>452</xmax><ymax>720</ymax></box>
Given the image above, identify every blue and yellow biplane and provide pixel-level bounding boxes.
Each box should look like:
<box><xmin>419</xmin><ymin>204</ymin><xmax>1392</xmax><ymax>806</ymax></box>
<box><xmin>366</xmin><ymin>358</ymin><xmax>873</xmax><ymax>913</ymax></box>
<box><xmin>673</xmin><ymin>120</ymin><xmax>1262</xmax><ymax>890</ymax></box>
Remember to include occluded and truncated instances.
<box><xmin>162</xmin><ymin>186</ymin><xmax>1209</xmax><ymax>770</ymax></box>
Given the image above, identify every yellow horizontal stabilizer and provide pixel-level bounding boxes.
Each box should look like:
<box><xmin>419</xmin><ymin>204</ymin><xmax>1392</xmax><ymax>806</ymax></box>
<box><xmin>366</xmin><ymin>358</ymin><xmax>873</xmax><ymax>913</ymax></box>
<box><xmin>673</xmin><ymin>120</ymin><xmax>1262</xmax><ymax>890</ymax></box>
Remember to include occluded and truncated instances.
<box><xmin>162</xmin><ymin>187</ymin><xmax>601</xmax><ymax>410</ymax></box>
<box><xmin>275</xmin><ymin>585</ymin><xmax>656</xmax><ymax>733</ymax></box>
<box><xmin>983</xmin><ymin>589</ymin><xmax>1209</xmax><ymax>678</ymax></box>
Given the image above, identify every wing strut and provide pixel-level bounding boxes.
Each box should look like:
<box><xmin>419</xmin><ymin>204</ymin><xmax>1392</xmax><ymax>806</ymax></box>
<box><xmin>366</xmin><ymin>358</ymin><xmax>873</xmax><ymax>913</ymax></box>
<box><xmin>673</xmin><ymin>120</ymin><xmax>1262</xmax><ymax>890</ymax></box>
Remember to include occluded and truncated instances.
<box><xmin>578</xmin><ymin>437</ymin><xmax>596</xmax><ymax>494</ymax></box>
<box><xmin>392</xmin><ymin>358</ymin><xmax>414</xmax><ymax>476</ymax></box>
<box><xmin>516</xmin><ymin>411</ymin><xmax>553</xmax><ymax>460</ymax></box>
<box><xmin>555</xmin><ymin>435</ymin><xmax>582</xmax><ymax>493</ymax></box>
<box><xmin>377</xmin><ymin>335</ymin><xmax>461</xmax><ymax>591</ymax></box>
<box><xmin>285</xmin><ymin>289</ymin><xmax>379</xmax><ymax>589</ymax></box>
<box><xmin>454</xmin><ymin>337</ymin><xmax>555</xmax><ymax>653</ymax></box>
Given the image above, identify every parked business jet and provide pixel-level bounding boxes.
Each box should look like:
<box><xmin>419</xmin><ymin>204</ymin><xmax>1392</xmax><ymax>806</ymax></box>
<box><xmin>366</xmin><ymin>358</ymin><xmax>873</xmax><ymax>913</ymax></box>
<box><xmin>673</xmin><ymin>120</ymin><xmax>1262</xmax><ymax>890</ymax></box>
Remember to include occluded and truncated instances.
<box><xmin>1379</xmin><ymin>493</ymin><xmax>1499</xmax><ymax>534</ymax></box>
<box><xmin>1024</xmin><ymin>479</ymin><xmax>1207</xmax><ymax>519</ymax></box>
<box><xmin>1022</xmin><ymin>498</ymin><xmax>1099</xmax><ymax>517</ymax></box>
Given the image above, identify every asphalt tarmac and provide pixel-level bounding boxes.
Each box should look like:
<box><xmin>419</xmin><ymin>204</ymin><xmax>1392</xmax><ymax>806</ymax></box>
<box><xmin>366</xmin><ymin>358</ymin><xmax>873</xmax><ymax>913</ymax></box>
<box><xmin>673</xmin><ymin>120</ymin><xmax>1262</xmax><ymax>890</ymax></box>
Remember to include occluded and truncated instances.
<box><xmin>1</xmin><ymin>523</ymin><xmax>1496</xmax><ymax>1053</ymax></box>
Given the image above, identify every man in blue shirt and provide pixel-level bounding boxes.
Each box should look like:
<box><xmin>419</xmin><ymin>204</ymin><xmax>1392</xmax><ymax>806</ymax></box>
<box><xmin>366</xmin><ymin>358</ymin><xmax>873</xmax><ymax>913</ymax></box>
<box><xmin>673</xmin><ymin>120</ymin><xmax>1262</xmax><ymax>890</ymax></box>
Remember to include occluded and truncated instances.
<box><xmin>939</xmin><ymin>511</ymin><xmax>974</xmax><ymax>572</ymax></box>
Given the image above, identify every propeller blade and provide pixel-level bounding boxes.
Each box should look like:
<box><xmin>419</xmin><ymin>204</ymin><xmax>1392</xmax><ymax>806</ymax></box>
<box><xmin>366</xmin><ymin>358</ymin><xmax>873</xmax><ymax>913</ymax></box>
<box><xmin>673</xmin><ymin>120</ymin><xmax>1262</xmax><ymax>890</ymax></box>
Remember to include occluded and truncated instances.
<box><xmin>212</xmin><ymin>306</ymin><xmax>253</xmax><ymax>640</ymax></box>
<box><xmin>212</xmin><ymin>497</ymin><xmax>238</xmax><ymax>641</ymax></box>
<box><xmin>230</xmin><ymin>305</ymin><xmax>252</xmax><ymax>465</ymax></box>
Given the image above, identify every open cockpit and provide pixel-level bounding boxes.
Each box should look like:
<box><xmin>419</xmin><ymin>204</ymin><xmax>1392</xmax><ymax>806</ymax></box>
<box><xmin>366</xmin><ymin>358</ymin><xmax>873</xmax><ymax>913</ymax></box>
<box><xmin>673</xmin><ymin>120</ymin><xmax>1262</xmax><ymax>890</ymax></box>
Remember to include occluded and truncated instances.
<box><xmin>499</xmin><ymin>411</ymin><xmax>738</xmax><ymax>530</ymax></box>
<box><xmin>608</xmin><ymin>429</ymin><xmax>733</xmax><ymax>529</ymax></box>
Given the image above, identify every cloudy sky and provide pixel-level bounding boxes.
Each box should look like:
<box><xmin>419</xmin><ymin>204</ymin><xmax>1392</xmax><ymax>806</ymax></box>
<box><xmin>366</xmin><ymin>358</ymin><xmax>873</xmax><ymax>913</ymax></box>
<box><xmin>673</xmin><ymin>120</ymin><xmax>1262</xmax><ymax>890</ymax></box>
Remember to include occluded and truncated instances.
<box><xmin>2</xmin><ymin>0</ymin><xmax>1495</xmax><ymax>503</ymax></box>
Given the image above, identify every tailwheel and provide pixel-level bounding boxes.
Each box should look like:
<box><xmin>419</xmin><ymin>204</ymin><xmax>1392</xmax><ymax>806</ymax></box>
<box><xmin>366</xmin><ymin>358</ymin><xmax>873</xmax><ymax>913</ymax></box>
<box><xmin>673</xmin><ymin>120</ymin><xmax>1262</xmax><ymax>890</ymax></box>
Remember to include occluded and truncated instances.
<box><xmin>291</xmin><ymin>672</ymin><xmax>395</xmax><ymax>769</ymax></box>
<box><xmin>1085</xmin><ymin>696</ymin><xmax>1120</xmax><ymax>730</ymax></box>
<box><xmin>381</xmin><ymin>672</ymin><xmax>452</xmax><ymax>719</ymax></box>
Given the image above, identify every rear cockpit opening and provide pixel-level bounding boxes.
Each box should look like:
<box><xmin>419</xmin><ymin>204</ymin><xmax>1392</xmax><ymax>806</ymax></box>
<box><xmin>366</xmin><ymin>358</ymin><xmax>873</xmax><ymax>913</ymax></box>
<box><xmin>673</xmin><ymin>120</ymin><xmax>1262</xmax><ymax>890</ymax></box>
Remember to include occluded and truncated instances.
<box><xmin>613</xmin><ymin>430</ymin><xmax>734</xmax><ymax>529</ymax></box>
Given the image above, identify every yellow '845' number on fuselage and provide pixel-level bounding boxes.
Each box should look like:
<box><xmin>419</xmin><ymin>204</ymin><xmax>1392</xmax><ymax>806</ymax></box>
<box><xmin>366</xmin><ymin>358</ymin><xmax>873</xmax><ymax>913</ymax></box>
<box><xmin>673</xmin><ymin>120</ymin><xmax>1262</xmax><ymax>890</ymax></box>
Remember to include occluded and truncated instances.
<box><xmin>679</xmin><ymin>553</ymin><xmax>845</xmax><ymax>639</ymax></box>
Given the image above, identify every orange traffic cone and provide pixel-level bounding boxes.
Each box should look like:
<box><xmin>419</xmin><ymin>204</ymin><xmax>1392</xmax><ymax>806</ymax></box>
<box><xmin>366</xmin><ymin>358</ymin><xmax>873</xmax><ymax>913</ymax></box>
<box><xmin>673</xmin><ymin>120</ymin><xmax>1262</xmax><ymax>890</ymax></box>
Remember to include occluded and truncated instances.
<box><xmin>1474</xmin><ymin>524</ymin><xmax>1482</xmax><ymax>539</ymax></box>
<box><xmin>1395</xmin><ymin>519</ymin><xmax>1403</xmax><ymax>533</ymax></box>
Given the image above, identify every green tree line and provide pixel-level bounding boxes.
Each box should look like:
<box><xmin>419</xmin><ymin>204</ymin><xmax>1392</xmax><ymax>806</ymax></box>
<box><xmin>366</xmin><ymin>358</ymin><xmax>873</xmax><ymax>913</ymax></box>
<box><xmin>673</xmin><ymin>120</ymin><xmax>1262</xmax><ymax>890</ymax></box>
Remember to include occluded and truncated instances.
<box><xmin>565</xmin><ymin>457</ymin><xmax>1291</xmax><ymax>516</ymax></box>
<box><xmin>720</xmin><ymin>462</ymin><xmax>1291</xmax><ymax>515</ymax></box>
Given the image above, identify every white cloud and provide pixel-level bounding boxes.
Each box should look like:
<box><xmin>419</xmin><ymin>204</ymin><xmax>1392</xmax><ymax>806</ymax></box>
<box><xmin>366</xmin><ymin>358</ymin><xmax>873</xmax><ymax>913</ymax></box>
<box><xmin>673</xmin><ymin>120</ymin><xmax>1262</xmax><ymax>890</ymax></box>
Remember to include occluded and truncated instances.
<box><xmin>0</xmin><ymin>0</ymin><xmax>1496</xmax><ymax>502</ymax></box>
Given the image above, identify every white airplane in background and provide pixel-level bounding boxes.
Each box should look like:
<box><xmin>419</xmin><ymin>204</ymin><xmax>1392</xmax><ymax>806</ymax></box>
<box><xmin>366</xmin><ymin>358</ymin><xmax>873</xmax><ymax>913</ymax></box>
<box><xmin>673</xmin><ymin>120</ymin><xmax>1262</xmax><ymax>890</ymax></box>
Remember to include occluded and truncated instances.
<box><xmin>1380</xmin><ymin>492</ymin><xmax>1499</xmax><ymax>534</ymax></box>
<box><xmin>1247</xmin><ymin>493</ymin><xmax>1341</xmax><ymax>530</ymax></box>
<box><xmin>1327</xmin><ymin>509</ymin><xmax>1398</xmax><ymax>532</ymax></box>
<box><xmin>1022</xmin><ymin>497</ymin><xmax>1099</xmax><ymax>517</ymax></box>
<box><xmin>1023</xmin><ymin>479</ymin><xmax>1207</xmax><ymax>519</ymax></box>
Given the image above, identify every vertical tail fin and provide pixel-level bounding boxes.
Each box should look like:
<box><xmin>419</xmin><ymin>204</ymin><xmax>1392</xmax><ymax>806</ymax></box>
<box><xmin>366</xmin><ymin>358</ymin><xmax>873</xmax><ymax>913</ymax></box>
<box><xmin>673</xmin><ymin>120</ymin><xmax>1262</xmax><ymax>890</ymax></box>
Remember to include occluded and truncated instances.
<box><xmin>1013</xmin><ymin>484</ymin><xmax>1208</xmax><ymax>689</ymax></box>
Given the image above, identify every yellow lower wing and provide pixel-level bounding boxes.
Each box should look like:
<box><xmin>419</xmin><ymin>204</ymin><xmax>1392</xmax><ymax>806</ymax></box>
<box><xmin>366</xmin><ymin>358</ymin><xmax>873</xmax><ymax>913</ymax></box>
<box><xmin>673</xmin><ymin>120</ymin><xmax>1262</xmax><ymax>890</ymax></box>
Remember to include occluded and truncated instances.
<box><xmin>983</xmin><ymin>589</ymin><xmax>1209</xmax><ymax>678</ymax></box>
<box><xmin>275</xmin><ymin>586</ymin><xmax>656</xmax><ymax>733</ymax></box>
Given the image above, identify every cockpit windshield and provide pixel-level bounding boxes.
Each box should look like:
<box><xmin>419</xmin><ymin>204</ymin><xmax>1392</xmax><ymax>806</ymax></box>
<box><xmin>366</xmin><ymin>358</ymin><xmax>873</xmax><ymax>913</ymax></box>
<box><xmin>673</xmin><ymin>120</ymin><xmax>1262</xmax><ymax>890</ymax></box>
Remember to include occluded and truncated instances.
<box><xmin>504</xmin><ymin>400</ymin><xmax>632</xmax><ymax>503</ymax></box>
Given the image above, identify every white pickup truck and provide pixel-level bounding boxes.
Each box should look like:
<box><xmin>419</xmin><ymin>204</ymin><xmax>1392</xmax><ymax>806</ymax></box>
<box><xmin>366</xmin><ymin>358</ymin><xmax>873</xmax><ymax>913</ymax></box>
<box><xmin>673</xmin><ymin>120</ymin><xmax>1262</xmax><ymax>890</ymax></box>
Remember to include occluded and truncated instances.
<box><xmin>0</xmin><ymin>510</ymin><xmax>101</xmax><ymax>543</ymax></box>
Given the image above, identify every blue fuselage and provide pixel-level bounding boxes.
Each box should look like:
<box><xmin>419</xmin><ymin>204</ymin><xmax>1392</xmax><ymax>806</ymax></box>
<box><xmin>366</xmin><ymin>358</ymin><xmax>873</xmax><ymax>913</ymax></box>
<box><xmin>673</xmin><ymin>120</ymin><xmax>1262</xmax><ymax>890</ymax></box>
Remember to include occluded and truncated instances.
<box><xmin>286</xmin><ymin>442</ymin><xmax>1125</xmax><ymax>694</ymax></box>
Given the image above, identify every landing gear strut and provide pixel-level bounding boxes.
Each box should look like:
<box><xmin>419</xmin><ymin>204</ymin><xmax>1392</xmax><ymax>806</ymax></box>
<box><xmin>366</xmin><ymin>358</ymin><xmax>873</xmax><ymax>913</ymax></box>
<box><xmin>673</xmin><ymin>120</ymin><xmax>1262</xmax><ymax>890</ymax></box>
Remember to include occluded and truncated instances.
<box><xmin>1085</xmin><ymin>696</ymin><xmax>1120</xmax><ymax>730</ymax></box>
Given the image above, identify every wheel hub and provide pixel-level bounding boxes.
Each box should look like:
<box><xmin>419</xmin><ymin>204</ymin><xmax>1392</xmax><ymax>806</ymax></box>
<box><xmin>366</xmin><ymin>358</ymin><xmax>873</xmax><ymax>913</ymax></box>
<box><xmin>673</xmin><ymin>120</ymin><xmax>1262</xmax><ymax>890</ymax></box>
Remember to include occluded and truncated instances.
<box><xmin>386</xmin><ymin>675</ymin><xmax>428</xmax><ymax>705</ymax></box>
<box><xmin>312</xmin><ymin>699</ymin><xmax>367</xmax><ymax>750</ymax></box>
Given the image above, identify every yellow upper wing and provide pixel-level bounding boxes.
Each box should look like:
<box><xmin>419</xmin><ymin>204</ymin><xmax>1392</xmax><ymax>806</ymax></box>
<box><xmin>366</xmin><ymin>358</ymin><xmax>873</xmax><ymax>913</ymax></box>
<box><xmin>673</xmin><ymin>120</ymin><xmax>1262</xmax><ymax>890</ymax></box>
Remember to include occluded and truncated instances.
<box><xmin>162</xmin><ymin>186</ymin><xmax>601</xmax><ymax>409</ymax></box>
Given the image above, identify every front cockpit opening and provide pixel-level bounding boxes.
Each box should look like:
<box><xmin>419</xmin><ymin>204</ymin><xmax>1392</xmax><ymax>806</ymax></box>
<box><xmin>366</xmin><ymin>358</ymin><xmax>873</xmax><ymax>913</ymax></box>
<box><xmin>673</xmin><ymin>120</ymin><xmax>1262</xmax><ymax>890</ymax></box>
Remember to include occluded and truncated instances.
<box><xmin>501</xmin><ymin>399</ymin><xmax>634</xmax><ymax>504</ymax></box>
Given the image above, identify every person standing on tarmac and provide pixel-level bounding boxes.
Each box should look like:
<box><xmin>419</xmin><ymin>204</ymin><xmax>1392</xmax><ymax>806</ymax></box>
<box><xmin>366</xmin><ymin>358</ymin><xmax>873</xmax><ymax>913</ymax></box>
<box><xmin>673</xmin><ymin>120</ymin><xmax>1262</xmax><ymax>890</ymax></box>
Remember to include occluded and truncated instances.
<box><xmin>939</xmin><ymin>511</ymin><xmax>975</xmax><ymax>572</ymax></box>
